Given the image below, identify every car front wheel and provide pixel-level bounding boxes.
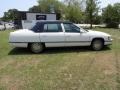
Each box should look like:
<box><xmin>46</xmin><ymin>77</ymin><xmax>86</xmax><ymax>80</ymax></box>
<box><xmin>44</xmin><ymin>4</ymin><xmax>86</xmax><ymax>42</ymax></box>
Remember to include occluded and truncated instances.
<box><xmin>30</xmin><ymin>43</ymin><xmax>44</xmax><ymax>53</ymax></box>
<box><xmin>91</xmin><ymin>39</ymin><xmax>104</xmax><ymax>51</ymax></box>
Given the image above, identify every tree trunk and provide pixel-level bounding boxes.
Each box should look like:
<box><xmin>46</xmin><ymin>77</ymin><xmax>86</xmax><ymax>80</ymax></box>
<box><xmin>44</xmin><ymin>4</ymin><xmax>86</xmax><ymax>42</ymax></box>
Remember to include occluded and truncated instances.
<box><xmin>90</xmin><ymin>20</ymin><xmax>93</xmax><ymax>29</ymax></box>
<box><xmin>90</xmin><ymin>13</ymin><xmax>93</xmax><ymax>29</ymax></box>
<box><xmin>4</xmin><ymin>23</ymin><xmax>6</xmax><ymax>30</ymax></box>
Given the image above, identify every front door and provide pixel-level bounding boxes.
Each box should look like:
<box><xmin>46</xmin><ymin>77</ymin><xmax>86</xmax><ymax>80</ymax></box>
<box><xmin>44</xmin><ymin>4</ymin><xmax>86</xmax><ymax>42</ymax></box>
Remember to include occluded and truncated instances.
<box><xmin>63</xmin><ymin>23</ymin><xmax>90</xmax><ymax>46</ymax></box>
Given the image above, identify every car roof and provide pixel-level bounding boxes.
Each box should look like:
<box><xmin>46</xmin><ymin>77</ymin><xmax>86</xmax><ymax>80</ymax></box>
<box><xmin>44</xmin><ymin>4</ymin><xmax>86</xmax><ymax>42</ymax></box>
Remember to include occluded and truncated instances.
<box><xmin>36</xmin><ymin>20</ymin><xmax>72</xmax><ymax>24</ymax></box>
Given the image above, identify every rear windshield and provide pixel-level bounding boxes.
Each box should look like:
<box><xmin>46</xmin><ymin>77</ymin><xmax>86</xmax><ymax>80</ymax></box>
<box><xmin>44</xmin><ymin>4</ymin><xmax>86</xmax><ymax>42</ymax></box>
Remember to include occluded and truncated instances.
<box><xmin>30</xmin><ymin>22</ymin><xmax>43</xmax><ymax>32</ymax></box>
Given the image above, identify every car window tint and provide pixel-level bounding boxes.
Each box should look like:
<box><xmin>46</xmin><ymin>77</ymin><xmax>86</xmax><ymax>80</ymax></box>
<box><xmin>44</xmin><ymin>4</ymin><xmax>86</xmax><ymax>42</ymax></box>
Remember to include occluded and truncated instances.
<box><xmin>31</xmin><ymin>22</ymin><xmax>43</xmax><ymax>32</ymax></box>
<box><xmin>64</xmin><ymin>24</ymin><xmax>71</xmax><ymax>31</ymax></box>
<box><xmin>44</xmin><ymin>23</ymin><xmax>62</xmax><ymax>32</ymax></box>
<box><xmin>64</xmin><ymin>24</ymin><xmax>80</xmax><ymax>33</ymax></box>
<box><xmin>48</xmin><ymin>24</ymin><xmax>58</xmax><ymax>31</ymax></box>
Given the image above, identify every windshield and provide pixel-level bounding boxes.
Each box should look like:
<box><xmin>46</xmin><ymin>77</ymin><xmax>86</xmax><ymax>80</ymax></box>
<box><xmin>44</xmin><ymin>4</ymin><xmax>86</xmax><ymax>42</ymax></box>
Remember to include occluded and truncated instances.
<box><xmin>80</xmin><ymin>27</ymin><xmax>88</xmax><ymax>32</ymax></box>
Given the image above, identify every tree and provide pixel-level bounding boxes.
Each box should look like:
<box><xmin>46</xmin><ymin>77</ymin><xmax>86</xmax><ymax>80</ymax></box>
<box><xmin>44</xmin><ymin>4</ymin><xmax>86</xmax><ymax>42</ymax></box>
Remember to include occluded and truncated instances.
<box><xmin>1</xmin><ymin>12</ymin><xmax>7</xmax><ymax>21</ymax></box>
<box><xmin>113</xmin><ymin>3</ymin><xmax>120</xmax><ymax>24</ymax></box>
<box><xmin>102</xmin><ymin>3</ymin><xmax>120</xmax><ymax>28</ymax></box>
<box><xmin>2</xmin><ymin>9</ymin><xmax>19</xmax><ymax>21</ymax></box>
<box><xmin>93</xmin><ymin>15</ymin><xmax>102</xmax><ymax>24</ymax></box>
<box><xmin>29</xmin><ymin>5</ymin><xmax>41</xmax><ymax>12</ymax></box>
<box><xmin>85</xmin><ymin>0</ymin><xmax>100</xmax><ymax>28</ymax></box>
<box><xmin>65</xmin><ymin>5</ymin><xmax>83</xmax><ymax>23</ymax></box>
<box><xmin>64</xmin><ymin>0</ymin><xmax>83</xmax><ymax>23</ymax></box>
<box><xmin>33</xmin><ymin>0</ymin><xmax>64</xmax><ymax>19</ymax></box>
<box><xmin>38</xmin><ymin>0</ymin><xmax>63</xmax><ymax>13</ymax></box>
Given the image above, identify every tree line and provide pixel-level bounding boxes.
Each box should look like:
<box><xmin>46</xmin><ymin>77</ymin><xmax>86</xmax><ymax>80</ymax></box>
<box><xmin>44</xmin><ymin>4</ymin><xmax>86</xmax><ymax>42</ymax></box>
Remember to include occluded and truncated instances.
<box><xmin>0</xmin><ymin>0</ymin><xmax>120</xmax><ymax>28</ymax></box>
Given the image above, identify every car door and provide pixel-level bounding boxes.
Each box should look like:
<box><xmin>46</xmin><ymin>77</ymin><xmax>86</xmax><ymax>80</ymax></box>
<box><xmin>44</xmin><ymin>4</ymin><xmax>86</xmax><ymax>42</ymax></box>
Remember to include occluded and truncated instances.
<box><xmin>40</xmin><ymin>22</ymin><xmax>65</xmax><ymax>47</ymax></box>
<box><xmin>63</xmin><ymin>23</ymin><xmax>90</xmax><ymax>46</ymax></box>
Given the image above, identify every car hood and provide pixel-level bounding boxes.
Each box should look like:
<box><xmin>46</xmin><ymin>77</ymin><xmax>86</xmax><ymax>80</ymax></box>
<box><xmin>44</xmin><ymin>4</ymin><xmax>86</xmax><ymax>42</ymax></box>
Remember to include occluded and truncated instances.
<box><xmin>87</xmin><ymin>30</ymin><xmax>111</xmax><ymax>37</ymax></box>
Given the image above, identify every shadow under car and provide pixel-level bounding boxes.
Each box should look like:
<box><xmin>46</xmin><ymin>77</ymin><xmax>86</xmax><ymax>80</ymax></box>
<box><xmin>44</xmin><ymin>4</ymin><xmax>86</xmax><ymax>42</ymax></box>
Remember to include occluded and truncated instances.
<box><xmin>8</xmin><ymin>46</ymin><xmax>111</xmax><ymax>55</ymax></box>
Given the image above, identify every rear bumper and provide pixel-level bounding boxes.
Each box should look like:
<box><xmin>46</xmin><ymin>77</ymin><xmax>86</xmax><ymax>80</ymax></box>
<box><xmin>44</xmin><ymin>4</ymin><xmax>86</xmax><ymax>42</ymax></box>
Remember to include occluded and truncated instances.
<box><xmin>9</xmin><ymin>42</ymin><xmax>28</xmax><ymax>48</ymax></box>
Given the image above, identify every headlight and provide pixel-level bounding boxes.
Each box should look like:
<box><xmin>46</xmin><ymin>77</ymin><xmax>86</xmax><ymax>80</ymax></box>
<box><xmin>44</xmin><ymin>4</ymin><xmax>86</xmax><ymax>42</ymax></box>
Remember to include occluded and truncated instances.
<box><xmin>108</xmin><ymin>36</ymin><xmax>112</xmax><ymax>41</ymax></box>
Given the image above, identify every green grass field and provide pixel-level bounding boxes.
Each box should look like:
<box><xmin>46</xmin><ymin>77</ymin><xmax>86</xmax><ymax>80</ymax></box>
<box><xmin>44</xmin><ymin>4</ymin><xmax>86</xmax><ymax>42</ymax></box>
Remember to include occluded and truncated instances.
<box><xmin>0</xmin><ymin>28</ymin><xmax>120</xmax><ymax>90</ymax></box>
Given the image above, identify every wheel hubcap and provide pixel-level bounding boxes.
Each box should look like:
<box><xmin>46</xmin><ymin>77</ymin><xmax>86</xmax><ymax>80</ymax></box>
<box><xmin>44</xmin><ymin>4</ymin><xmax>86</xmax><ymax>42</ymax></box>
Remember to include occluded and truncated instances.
<box><xmin>31</xmin><ymin>43</ymin><xmax>42</xmax><ymax>53</ymax></box>
<box><xmin>33</xmin><ymin>43</ymin><xmax>41</xmax><ymax>50</ymax></box>
<box><xmin>93</xmin><ymin>40</ymin><xmax>102</xmax><ymax>50</ymax></box>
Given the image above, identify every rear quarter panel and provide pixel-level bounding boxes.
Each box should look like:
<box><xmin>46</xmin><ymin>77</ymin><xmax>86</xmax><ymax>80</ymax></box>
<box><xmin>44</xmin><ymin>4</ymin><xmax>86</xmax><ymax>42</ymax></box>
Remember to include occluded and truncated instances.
<box><xmin>9</xmin><ymin>30</ymin><xmax>40</xmax><ymax>43</ymax></box>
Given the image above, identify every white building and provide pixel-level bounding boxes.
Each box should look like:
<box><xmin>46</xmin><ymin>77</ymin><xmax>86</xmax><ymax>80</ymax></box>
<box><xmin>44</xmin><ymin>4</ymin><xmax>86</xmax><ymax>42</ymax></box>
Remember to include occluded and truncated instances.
<box><xmin>15</xmin><ymin>11</ymin><xmax>57</xmax><ymax>29</ymax></box>
<box><xmin>26</xmin><ymin>13</ymin><xmax>56</xmax><ymax>21</ymax></box>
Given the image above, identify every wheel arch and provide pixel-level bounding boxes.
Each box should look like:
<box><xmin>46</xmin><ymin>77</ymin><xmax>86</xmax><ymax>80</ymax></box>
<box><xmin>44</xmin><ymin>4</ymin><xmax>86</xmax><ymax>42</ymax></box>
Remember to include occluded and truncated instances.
<box><xmin>27</xmin><ymin>42</ymin><xmax>45</xmax><ymax>48</ymax></box>
<box><xmin>91</xmin><ymin>38</ymin><xmax>105</xmax><ymax>46</ymax></box>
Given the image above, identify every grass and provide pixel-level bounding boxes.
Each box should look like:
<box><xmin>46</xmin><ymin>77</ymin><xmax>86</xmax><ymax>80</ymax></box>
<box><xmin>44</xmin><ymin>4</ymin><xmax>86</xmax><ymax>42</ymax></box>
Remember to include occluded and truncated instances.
<box><xmin>0</xmin><ymin>28</ymin><xmax>120</xmax><ymax>90</ymax></box>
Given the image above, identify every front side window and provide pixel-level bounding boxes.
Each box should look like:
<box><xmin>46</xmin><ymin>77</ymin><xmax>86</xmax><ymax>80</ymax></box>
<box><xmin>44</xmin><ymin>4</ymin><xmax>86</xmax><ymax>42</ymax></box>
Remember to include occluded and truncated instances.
<box><xmin>64</xmin><ymin>23</ymin><xmax>80</xmax><ymax>33</ymax></box>
<box><xmin>43</xmin><ymin>23</ymin><xmax>62</xmax><ymax>32</ymax></box>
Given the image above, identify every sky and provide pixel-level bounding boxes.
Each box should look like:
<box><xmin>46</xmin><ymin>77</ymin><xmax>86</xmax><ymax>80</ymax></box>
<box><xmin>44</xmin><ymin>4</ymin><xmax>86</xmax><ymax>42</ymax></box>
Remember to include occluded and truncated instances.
<box><xmin>0</xmin><ymin>0</ymin><xmax>120</xmax><ymax>17</ymax></box>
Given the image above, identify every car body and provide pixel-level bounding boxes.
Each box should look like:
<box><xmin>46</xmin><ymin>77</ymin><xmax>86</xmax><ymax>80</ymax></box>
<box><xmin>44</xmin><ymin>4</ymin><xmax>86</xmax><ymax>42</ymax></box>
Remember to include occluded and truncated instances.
<box><xmin>9</xmin><ymin>21</ymin><xmax>112</xmax><ymax>53</ymax></box>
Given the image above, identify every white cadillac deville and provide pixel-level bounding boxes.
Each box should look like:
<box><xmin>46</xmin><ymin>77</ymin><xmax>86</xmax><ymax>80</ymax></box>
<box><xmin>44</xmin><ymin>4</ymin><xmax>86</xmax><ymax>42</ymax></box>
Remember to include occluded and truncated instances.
<box><xmin>9</xmin><ymin>21</ymin><xmax>112</xmax><ymax>53</ymax></box>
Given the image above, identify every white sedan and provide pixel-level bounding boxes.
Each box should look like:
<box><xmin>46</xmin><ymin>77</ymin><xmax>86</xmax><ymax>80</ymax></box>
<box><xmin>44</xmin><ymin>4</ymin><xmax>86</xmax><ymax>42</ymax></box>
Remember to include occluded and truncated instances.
<box><xmin>9</xmin><ymin>21</ymin><xmax>112</xmax><ymax>53</ymax></box>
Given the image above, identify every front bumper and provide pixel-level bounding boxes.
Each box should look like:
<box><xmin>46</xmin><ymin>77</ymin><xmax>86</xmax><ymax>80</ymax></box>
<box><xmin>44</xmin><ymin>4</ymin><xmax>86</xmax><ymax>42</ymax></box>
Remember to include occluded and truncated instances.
<box><xmin>105</xmin><ymin>41</ymin><xmax>112</xmax><ymax>45</ymax></box>
<box><xmin>104</xmin><ymin>39</ymin><xmax>113</xmax><ymax>45</ymax></box>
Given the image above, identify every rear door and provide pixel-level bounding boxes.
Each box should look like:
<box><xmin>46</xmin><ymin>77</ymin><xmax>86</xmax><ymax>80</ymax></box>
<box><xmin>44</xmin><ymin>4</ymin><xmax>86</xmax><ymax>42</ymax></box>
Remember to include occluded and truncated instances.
<box><xmin>40</xmin><ymin>22</ymin><xmax>65</xmax><ymax>47</ymax></box>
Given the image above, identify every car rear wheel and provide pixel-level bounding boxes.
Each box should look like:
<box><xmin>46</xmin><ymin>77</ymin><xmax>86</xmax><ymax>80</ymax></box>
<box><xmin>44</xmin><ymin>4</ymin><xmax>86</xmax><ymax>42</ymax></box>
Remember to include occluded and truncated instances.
<box><xmin>30</xmin><ymin>43</ymin><xmax>44</xmax><ymax>53</ymax></box>
<box><xmin>91</xmin><ymin>39</ymin><xmax>104</xmax><ymax>51</ymax></box>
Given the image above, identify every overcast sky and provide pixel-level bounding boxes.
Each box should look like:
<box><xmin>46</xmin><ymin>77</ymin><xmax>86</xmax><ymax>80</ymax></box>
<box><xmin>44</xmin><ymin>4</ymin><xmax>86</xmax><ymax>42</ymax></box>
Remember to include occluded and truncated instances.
<box><xmin>0</xmin><ymin>0</ymin><xmax>120</xmax><ymax>17</ymax></box>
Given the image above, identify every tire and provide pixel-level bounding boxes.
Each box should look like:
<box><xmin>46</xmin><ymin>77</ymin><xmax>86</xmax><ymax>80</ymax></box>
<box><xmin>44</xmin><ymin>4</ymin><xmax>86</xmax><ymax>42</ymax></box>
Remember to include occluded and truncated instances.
<box><xmin>30</xmin><ymin>43</ymin><xmax>44</xmax><ymax>53</ymax></box>
<box><xmin>91</xmin><ymin>39</ymin><xmax>104</xmax><ymax>51</ymax></box>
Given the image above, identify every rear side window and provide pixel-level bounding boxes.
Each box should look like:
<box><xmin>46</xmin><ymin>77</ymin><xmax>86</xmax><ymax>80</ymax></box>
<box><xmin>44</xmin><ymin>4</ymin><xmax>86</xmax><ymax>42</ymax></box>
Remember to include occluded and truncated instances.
<box><xmin>43</xmin><ymin>23</ymin><xmax>62</xmax><ymax>32</ymax></box>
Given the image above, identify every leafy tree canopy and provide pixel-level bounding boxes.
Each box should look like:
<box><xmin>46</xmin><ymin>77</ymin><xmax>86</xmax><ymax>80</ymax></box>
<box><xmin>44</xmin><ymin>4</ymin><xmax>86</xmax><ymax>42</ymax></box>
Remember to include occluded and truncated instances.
<box><xmin>85</xmin><ymin>0</ymin><xmax>100</xmax><ymax>28</ymax></box>
<box><xmin>102</xmin><ymin>3</ymin><xmax>120</xmax><ymax>28</ymax></box>
<box><xmin>2</xmin><ymin>9</ymin><xmax>19</xmax><ymax>21</ymax></box>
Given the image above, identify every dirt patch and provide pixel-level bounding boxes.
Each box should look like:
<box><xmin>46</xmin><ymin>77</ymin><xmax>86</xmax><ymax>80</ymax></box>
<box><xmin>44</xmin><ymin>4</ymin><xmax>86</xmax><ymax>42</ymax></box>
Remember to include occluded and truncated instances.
<box><xmin>0</xmin><ymin>59</ymin><xmax>15</xmax><ymax>70</ymax></box>
<box><xmin>0</xmin><ymin>75</ymin><xmax>25</xmax><ymax>90</ymax></box>
<box><xmin>94</xmin><ymin>52</ymin><xmax>116</xmax><ymax>75</ymax></box>
<box><xmin>14</xmin><ymin>59</ymin><xmax>41</xmax><ymax>69</ymax></box>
